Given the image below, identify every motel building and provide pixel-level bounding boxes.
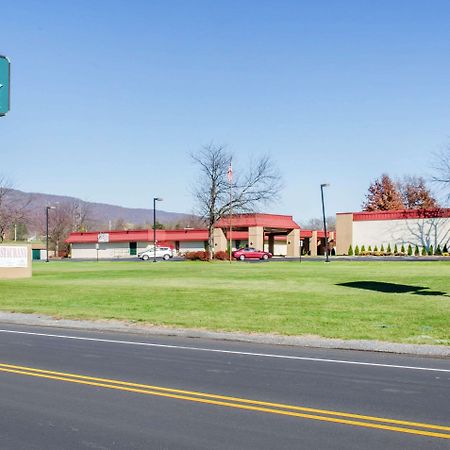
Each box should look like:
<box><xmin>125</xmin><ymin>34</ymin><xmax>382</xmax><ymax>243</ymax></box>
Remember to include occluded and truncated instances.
<box><xmin>336</xmin><ymin>208</ymin><xmax>450</xmax><ymax>255</ymax></box>
<box><xmin>66</xmin><ymin>213</ymin><xmax>334</xmax><ymax>259</ymax></box>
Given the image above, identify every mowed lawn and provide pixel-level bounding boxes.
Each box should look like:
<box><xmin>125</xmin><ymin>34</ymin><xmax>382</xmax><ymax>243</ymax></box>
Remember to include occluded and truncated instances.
<box><xmin>0</xmin><ymin>260</ymin><xmax>449</xmax><ymax>344</ymax></box>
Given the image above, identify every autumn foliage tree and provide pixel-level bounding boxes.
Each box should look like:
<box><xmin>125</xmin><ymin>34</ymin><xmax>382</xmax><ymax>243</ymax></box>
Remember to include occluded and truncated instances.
<box><xmin>363</xmin><ymin>174</ymin><xmax>439</xmax><ymax>211</ymax></box>
<box><xmin>362</xmin><ymin>174</ymin><xmax>404</xmax><ymax>211</ymax></box>
<box><xmin>398</xmin><ymin>176</ymin><xmax>438</xmax><ymax>209</ymax></box>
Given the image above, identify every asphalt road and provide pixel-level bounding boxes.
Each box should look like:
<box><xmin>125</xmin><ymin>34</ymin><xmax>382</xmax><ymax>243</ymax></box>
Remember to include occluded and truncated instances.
<box><xmin>0</xmin><ymin>323</ymin><xmax>449</xmax><ymax>449</ymax></box>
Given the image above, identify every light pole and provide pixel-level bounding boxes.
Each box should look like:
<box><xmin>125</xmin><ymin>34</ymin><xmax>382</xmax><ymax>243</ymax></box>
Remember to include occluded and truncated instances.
<box><xmin>45</xmin><ymin>205</ymin><xmax>56</xmax><ymax>262</ymax></box>
<box><xmin>320</xmin><ymin>183</ymin><xmax>330</xmax><ymax>263</ymax></box>
<box><xmin>153</xmin><ymin>197</ymin><xmax>163</xmax><ymax>262</ymax></box>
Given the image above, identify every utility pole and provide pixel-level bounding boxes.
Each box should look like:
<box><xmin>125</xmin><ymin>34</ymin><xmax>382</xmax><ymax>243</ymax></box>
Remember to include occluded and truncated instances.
<box><xmin>153</xmin><ymin>197</ymin><xmax>163</xmax><ymax>262</ymax></box>
<box><xmin>320</xmin><ymin>183</ymin><xmax>330</xmax><ymax>263</ymax></box>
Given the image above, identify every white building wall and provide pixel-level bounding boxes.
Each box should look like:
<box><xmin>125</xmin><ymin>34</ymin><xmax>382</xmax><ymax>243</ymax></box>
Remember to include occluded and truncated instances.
<box><xmin>71</xmin><ymin>242</ymin><xmax>149</xmax><ymax>259</ymax></box>
<box><xmin>352</xmin><ymin>217</ymin><xmax>450</xmax><ymax>249</ymax></box>
<box><xmin>179</xmin><ymin>241</ymin><xmax>205</xmax><ymax>253</ymax></box>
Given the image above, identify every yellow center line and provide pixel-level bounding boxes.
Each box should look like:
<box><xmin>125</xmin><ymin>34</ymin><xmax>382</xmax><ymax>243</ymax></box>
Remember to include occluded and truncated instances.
<box><xmin>0</xmin><ymin>363</ymin><xmax>449</xmax><ymax>440</ymax></box>
<box><xmin>0</xmin><ymin>362</ymin><xmax>448</xmax><ymax>432</ymax></box>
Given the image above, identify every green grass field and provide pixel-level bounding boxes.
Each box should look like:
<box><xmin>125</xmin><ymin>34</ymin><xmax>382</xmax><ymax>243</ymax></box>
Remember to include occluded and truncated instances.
<box><xmin>0</xmin><ymin>260</ymin><xmax>449</xmax><ymax>345</ymax></box>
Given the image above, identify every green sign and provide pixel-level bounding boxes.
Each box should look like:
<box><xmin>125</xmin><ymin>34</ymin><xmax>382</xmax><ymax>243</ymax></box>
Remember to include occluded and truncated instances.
<box><xmin>0</xmin><ymin>55</ymin><xmax>10</xmax><ymax>116</ymax></box>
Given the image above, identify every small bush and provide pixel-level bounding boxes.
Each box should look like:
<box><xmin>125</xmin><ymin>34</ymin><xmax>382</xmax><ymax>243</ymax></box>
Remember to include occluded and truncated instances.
<box><xmin>348</xmin><ymin>245</ymin><xmax>353</xmax><ymax>256</ymax></box>
<box><xmin>380</xmin><ymin>244</ymin><xmax>385</xmax><ymax>252</ymax></box>
<box><xmin>354</xmin><ymin>245</ymin><xmax>360</xmax><ymax>256</ymax></box>
<box><xmin>214</xmin><ymin>250</ymin><xmax>229</xmax><ymax>260</ymax></box>
<box><xmin>435</xmin><ymin>245</ymin><xmax>442</xmax><ymax>256</ymax></box>
<box><xmin>393</xmin><ymin>244</ymin><xmax>398</xmax><ymax>254</ymax></box>
<box><xmin>373</xmin><ymin>245</ymin><xmax>378</xmax><ymax>252</ymax></box>
<box><xmin>421</xmin><ymin>246</ymin><xmax>427</xmax><ymax>256</ymax></box>
<box><xmin>386</xmin><ymin>244</ymin><xmax>391</xmax><ymax>254</ymax></box>
<box><xmin>443</xmin><ymin>244</ymin><xmax>449</xmax><ymax>253</ymax></box>
<box><xmin>428</xmin><ymin>245</ymin><xmax>434</xmax><ymax>256</ymax></box>
<box><xmin>361</xmin><ymin>245</ymin><xmax>366</xmax><ymax>253</ymax></box>
<box><xmin>414</xmin><ymin>245</ymin><xmax>419</xmax><ymax>256</ymax></box>
<box><xmin>367</xmin><ymin>245</ymin><xmax>372</xmax><ymax>252</ymax></box>
<box><xmin>407</xmin><ymin>244</ymin><xmax>412</xmax><ymax>256</ymax></box>
<box><xmin>184</xmin><ymin>251</ymin><xmax>210</xmax><ymax>261</ymax></box>
<box><xmin>400</xmin><ymin>244</ymin><xmax>405</xmax><ymax>253</ymax></box>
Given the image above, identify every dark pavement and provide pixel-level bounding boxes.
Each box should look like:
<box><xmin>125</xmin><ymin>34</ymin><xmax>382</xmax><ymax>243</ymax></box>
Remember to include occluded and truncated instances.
<box><xmin>0</xmin><ymin>323</ymin><xmax>449</xmax><ymax>449</ymax></box>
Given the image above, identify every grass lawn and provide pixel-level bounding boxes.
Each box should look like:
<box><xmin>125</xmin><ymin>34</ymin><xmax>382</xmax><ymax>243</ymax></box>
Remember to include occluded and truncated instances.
<box><xmin>0</xmin><ymin>260</ymin><xmax>449</xmax><ymax>345</ymax></box>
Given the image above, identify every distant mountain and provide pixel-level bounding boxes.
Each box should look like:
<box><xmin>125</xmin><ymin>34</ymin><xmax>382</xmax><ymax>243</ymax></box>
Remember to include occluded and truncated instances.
<box><xmin>10</xmin><ymin>189</ymin><xmax>197</xmax><ymax>231</ymax></box>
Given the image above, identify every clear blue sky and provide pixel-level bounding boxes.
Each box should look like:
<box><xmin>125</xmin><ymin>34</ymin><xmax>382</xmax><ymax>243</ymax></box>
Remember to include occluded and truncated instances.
<box><xmin>1</xmin><ymin>0</ymin><xmax>449</xmax><ymax>223</ymax></box>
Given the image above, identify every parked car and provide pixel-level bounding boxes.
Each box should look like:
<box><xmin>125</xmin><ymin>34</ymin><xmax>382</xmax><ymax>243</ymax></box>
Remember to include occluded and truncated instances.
<box><xmin>232</xmin><ymin>247</ymin><xmax>272</xmax><ymax>261</ymax></box>
<box><xmin>138</xmin><ymin>247</ymin><xmax>173</xmax><ymax>261</ymax></box>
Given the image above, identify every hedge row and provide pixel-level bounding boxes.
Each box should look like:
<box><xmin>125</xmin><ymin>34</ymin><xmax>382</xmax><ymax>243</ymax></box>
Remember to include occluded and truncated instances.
<box><xmin>347</xmin><ymin>243</ymin><xmax>449</xmax><ymax>256</ymax></box>
<box><xmin>184</xmin><ymin>250</ymin><xmax>230</xmax><ymax>261</ymax></box>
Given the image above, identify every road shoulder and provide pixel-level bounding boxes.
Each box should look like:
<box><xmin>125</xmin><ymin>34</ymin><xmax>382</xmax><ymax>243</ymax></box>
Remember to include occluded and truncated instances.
<box><xmin>0</xmin><ymin>311</ymin><xmax>448</xmax><ymax>357</ymax></box>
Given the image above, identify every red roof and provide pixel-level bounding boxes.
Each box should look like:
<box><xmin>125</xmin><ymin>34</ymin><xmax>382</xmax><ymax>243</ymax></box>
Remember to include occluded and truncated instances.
<box><xmin>66</xmin><ymin>229</ymin><xmax>208</xmax><ymax>244</ymax></box>
<box><xmin>216</xmin><ymin>213</ymin><xmax>300</xmax><ymax>230</ymax></box>
<box><xmin>337</xmin><ymin>208</ymin><xmax>450</xmax><ymax>222</ymax></box>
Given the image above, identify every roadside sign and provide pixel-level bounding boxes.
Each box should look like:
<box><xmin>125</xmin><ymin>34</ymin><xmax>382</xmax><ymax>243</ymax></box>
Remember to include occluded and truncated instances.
<box><xmin>0</xmin><ymin>55</ymin><xmax>10</xmax><ymax>116</ymax></box>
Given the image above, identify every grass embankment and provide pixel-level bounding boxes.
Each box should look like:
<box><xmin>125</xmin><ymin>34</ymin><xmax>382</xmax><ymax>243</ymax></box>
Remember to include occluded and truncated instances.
<box><xmin>0</xmin><ymin>261</ymin><xmax>449</xmax><ymax>345</ymax></box>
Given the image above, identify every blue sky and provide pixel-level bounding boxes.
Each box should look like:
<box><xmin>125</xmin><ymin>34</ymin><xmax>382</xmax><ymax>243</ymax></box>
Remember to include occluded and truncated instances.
<box><xmin>1</xmin><ymin>0</ymin><xmax>449</xmax><ymax>222</ymax></box>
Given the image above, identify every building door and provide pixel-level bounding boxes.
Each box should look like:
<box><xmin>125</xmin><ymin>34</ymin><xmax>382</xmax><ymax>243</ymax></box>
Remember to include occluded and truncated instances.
<box><xmin>129</xmin><ymin>242</ymin><xmax>137</xmax><ymax>256</ymax></box>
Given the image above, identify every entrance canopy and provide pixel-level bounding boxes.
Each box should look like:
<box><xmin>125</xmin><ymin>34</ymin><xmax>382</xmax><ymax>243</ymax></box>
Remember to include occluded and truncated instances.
<box><xmin>215</xmin><ymin>213</ymin><xmax>301</xmax><ymax>256</ymax></box>
<box><xmin>216</xmin><ymin>213</ymin><xmax>300</xmax><ymax>231</ymax></box>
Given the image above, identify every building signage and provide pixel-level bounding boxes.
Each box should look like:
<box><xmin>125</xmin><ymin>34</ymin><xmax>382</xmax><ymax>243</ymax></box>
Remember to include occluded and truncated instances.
<box><xmin>0</xmin><ymin>55</ymin><xmax>10</xmax><ymax>116</ymax></box>
<box><xmin>0</xmin><ymin>246</ymin><xmax>28</xmax><ymax>268</ymax></box>
<box><xmin>98</xmin><ymin>233</ymin><xmax>110</xmax><ymax>243</ymax></box>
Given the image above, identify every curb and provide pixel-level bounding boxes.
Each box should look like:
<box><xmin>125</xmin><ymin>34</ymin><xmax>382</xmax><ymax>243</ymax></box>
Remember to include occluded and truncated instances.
<box><xmin>0</xmin><ymin>312</ymin><xmax>449</xmax><ymax>357</ymax></box>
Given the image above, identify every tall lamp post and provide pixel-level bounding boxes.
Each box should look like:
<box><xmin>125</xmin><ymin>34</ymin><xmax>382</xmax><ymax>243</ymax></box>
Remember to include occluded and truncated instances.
<box><xmin>45</xmin><ymin>205</ymin><xmax>56</xmax><ymax>262</ymax></box>
<box><xmin>320</xmin><ymin>183</ymin><xmax>330</xmax><ymax>263</ymax></box>
<box><xmin>153</xmin><ymin>197</ymin><xmax>163</xmax><ymax>262</ymax></box>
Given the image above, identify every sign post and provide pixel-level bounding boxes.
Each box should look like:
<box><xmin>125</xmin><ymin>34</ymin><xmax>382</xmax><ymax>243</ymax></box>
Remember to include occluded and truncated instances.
<box><xmin>0</xmin><ymin>55</ymin><xmax>10</xmax><ymax>116</ymax></box>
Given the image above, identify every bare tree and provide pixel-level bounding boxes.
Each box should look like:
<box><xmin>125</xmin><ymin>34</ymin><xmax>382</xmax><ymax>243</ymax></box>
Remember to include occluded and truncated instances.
<box><xmin>31</xmin><ymin>200</ymin><xmax>93</xmax><ymax>256</ymax></box>
<box><xmin>192</xmin><ymin>144</ymin><xmax>282</xmax><ymax>259</ymax></box>
<box><xmin>0</xmin><ymin>176</ymin><xmax>33</xmax><ymax>242</ymax></box>
<box><xmin>302</xmin><ymin>216</ymin><xmax>336</xmax><ymax>231</ymax></box>
<box><xmin>167</xmin><ymin>215</ymin><xmax>206</xmax><ymax>230</ymax></box>
<box><xmin>432</xmin><ymin>147</ymin><xmax>450</xmax><ymax>203</ymax></box>
<box><xmin>68</xmin><ymin>200</ymin><xmax>92</xmax><ymax>232</ymax></box>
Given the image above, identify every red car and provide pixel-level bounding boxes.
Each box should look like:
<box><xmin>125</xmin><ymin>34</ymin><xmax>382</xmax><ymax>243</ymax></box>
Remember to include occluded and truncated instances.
<box><xmin>232</xmin><ymin>247</ymin><xmax>272</xmax><ymax>261</ymax></box>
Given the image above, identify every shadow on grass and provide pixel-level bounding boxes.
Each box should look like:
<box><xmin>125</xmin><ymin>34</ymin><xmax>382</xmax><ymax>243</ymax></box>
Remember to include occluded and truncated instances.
<box><xmin>337</xmin><ymin>281</ymin><xmax>448</xmax><ymax>297</ymax></box>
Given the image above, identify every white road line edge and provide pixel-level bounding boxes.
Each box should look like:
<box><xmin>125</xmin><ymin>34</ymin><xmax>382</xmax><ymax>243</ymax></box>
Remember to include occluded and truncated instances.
<box><xmin>0</xmin><ymin>328</ymin><xmax>449</xmax><ymax>373</ymax></box>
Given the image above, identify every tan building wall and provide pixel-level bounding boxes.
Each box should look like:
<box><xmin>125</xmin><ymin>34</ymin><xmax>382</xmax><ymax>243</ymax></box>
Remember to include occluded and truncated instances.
<box><xmin>336</xmin><ymin>213</ymin><xmax>353</xmax><ymax>255</ymax></box>
<box><xmin>309</xmin><ymin>230</ymin><xmax>318</xmax><ymax>256</ymax></box>
<box><xmin>0</xmin><ymin>244</ymin><xmax>32</xmax><ymax>279</ymax></box>
<box><xmin>248</xmin><ymin>226</ymin><xmax>264</xmax><ymax>250</ymax></box>
<box><xmin>286</xmin><ymin>229</ymin><xmax>300</xmax><ymax>257</ymax></box>
<box><xmin>213</xmin><ymin>228</ymin><xmax>227</xmax><ymax>252</ymax></box>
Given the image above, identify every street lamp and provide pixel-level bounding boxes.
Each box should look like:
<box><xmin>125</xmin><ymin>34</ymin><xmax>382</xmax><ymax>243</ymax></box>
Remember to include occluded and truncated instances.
<box><xmin>320</xmin><ymin>183</ymin><xmax>330</xmax><ymax>263</ymax></box>
<box><xmin>45</xmin><ymin>205</ymin><xmax>56</xmax><ymax>262</ymax></box>
<box><xmin>153</xmin><ymin>197</ymin><xmax>163</xmax><ymax>262</ymax></box>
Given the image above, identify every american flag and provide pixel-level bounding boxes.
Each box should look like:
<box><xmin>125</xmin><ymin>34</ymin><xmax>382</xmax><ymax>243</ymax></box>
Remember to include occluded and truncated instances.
<box><xmin>227</xmin><ymin>161</ymin><xmax>233</xmax><ymax>183</ymax></box>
